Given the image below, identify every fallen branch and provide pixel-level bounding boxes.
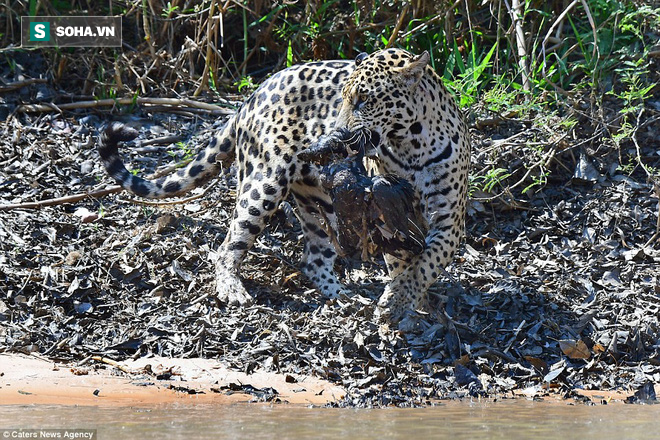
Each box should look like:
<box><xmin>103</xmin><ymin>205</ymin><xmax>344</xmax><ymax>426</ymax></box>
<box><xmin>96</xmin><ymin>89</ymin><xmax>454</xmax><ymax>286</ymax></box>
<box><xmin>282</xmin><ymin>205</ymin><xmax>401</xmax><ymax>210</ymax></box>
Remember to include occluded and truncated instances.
<box><xmin>17</xmin><ymin>97</ymin><xmax>235</xmax><ymax>115</ymax></box>
<box><xmin>0</xmin><ymin>186</ymin><xmax>122</xmax><ymax>211</ymax></box>
<box><xmin>0</xmin><ymin>78</ymin><xmax>48</xmax><ymax>93</ymax></box>
<box><xmin>91</xmin><ymin>355</ymin><xmax>135</xmax><ymax>374</ymax></box>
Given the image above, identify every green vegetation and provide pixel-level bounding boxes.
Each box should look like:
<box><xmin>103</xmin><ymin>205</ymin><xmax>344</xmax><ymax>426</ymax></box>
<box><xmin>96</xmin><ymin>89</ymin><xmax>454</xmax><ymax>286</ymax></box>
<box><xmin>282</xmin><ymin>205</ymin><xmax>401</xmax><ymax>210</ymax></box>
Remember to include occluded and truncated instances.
<box><xmin>161</xmin><ymin>2</ymin><xmax>180</xmax><ymax>18</ymax></box>
<box><xmin>235</xmin><ymin>75</ymin><xmax>257</xmax><ymax>94</ymax></box>
<box><xmin>1</xmin><ymin>0</ymin><xmax>658</xmax><ymax>202</ymax></box>
<box><xmin>472</xmin><ymin>168</ymin><xmax>512</xmax><ymax>194</ymax></box>
<box><xmin>169</xmin><ymin>141</ymin><xmax>195</xmax><ymax>162</ymax></box>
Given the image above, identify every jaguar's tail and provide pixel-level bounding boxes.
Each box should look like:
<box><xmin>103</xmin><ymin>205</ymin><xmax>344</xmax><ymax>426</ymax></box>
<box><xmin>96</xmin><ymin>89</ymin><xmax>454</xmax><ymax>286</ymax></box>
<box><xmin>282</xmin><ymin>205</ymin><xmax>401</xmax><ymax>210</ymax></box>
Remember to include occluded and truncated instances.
<box><xmin>98</xmin><ymin>121</ymin><xmax>235</xmax><ymax>199</ymax></box>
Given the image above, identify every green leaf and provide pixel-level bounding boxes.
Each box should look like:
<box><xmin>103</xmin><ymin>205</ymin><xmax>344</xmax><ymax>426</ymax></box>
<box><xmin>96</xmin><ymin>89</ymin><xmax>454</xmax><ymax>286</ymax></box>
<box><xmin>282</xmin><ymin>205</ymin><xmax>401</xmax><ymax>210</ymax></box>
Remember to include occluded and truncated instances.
<box><xmin>286</xmin><ymin>40</ymin><xmax>293</xmax><ymax>68</ymax></box>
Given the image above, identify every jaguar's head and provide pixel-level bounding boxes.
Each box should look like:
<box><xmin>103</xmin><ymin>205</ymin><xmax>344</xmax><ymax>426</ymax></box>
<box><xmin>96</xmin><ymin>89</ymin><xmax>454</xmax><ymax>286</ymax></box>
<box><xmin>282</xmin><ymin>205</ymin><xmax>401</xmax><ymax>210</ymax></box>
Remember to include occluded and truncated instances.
<box><xmin>335</xmin><ymin>48</ymin><xmax>431</xmax><ymax>137</ymax></box>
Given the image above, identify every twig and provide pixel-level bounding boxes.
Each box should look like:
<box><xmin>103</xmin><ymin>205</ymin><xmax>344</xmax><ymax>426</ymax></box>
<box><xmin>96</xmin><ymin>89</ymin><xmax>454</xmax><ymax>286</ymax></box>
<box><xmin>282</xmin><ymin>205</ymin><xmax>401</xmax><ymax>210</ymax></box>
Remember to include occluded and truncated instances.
<box><xmin>631</xmin><ymin>108</ymin><xmax>653</xmax><ymax>177</ymax></box>
<box><xmin>472</xmin><ymin>142</ymin><xmax>558</xmax><ymax>202</ymax></box>
<box><xmin>319</xmin><ymin>22</ymin><xmax>387</xmax><ymax>38</ymax></box>
<box><xmin>150</xmin><ymin>158</ymin><xmax>195</xmax><ymax>179</ymax></box>
<box><xmin>159</xmin><ymin>0</ymin><xmax>181</xmax><ymax>43</ymax></box>
<box><xmin>133</xmin><ymin>107</ymin><xmax>199</xmax><ymax>117</ymax></box>
<box><xmin>236</xmin><ymin>6</ymin><xmax>283</xmax><ymax>73</ymax></box>
<box><xmin>0</xmin><ymin>186</ymin><xmax>122</xmax><ymax>211</ymax></box>
<box><xmin>579</xmin><ymin>0</ymin><xmax>599</xmax><ymax>60</ymax></box>
<box><xmin>17</xmin><ymin>97</ymin><xmax>235</xmax><ymax>115</ymax></box>
<box><xmin>398</xmin><ymin>0</ymin><xmax>461</xmax><ymax>40</ymax></box>
<box><xmin>644</xmin><ymin>191</ymin><xmax>660</xmax><ymax>247</ymax></box>
<box><xmin>385</xmin><ymin>3</ymin><xmax>410</xmax><ymax>49</ymax></box>
<box><xmin>42</xmin><ymin>337</ymin><xmax>72</xmax><ymax>356</ymax></box>
<box><xmin>471</xmin><ymin>346</ymin><xmax>519</xmax><ymax>364</ymax></box>
<box><xmin>541</xmin><ymin>0</ymin><xmax>578</xmax><ymax>62</ymax></box>
<box><xmin>139</xmin><ymin>135</ymin><xmax>185</xmax><ymax>147</ymax></box>
<box><xmin>0</xmin><ymin>78</ymin><xmax>48</xmax><ymax>92</ymax></box>
<box><xmin>504</xmin><ymin>319</ymin><xmax>526</xmax><ymax>353</ymax></box>
<box><xmin>474</xmin><ymin>130</ymin><xmax>529</xmax><ymax>154</ymax></box>
<box><xmin>91</xmin><ymin>355</ymin><xmax>135</xmax><ymax>374</ymax></box>
<box><xmin>539</xmin><ymin>0</ymin><xmax>579</xmax><ymax>96</ymax></box>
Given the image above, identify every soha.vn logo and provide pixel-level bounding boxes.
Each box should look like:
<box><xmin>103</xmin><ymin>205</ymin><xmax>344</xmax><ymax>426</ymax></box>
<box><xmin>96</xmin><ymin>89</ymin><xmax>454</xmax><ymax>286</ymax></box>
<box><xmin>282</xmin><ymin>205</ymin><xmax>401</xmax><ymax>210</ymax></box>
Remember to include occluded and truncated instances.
<box><xmin>29</xmin><ymin>22</ymin><xmax>50</xmax><ymax>41</ymax></box>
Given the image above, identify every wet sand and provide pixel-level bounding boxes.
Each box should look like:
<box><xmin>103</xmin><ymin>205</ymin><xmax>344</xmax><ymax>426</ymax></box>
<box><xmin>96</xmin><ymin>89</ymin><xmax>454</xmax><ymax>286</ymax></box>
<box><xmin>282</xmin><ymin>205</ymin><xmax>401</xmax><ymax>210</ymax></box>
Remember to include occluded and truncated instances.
<box><xmin>0</xmin><ymin>353</ymin><xmax>346</xmax><ymax>406</ymax></box>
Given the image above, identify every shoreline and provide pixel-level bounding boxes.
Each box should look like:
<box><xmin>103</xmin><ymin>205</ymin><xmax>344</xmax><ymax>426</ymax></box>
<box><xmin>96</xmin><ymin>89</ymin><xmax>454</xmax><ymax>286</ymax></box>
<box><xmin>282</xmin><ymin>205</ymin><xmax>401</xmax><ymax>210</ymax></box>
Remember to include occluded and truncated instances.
<box><xmin>1</xmin><ymin>353</ymin><xmax>652</xmax><ymax>407</ymax></box>
<box><xmin>0</xmin><ymin>353</ymin><xmax>345</xmax><ymax>406</ymax></box>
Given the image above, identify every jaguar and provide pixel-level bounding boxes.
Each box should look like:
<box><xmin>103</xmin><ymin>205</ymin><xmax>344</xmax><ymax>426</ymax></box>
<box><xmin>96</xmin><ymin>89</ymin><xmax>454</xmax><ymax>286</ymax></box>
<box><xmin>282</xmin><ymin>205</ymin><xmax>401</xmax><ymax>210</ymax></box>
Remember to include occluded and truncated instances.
<box><xmin>98</xmin><ymin>48</ymin><xmax>470</xmax><ymax>320</ymax></box>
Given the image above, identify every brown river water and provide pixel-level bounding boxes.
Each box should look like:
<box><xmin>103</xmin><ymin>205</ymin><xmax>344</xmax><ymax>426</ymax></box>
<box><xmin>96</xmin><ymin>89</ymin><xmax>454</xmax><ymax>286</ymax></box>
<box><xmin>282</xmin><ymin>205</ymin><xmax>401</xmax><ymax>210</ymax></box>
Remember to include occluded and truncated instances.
<box><xmin>1</xmin><ymin>399</ymin><xmax>658</xmax><ymax>440</ymax></box>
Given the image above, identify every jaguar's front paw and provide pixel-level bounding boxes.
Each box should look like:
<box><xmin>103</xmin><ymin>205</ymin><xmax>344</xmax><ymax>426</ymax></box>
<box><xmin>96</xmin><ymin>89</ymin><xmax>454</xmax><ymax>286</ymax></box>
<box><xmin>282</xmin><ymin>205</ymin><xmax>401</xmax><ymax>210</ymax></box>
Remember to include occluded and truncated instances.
<box><xmin>376</xmin><ymin>279</ymin><xmax>427</xmax><ymax>321</ymax></box>
<box><xmin>215</xmin><ymin>262</ymin><xmax>253</xmax><ymax>306</ymax></box>
<box><xmin>301</xmin><ymin>262</ymin><xmax>349</xmax><ymax>300</ymax></box>
<box><xmin>318</xmin><ymin>282</ymin><xmax>352</xmax><ymax>300</ymax></box>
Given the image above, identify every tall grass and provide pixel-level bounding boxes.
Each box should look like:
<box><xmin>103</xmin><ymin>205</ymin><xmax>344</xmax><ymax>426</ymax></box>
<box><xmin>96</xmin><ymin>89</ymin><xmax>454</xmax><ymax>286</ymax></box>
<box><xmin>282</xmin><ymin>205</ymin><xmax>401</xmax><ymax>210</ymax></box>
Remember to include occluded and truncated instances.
<box><xmin>3</xmin><ymin>0</ymin><xmax>656</xmax><ymax>97</ymax></box>
<box><xmin>1</xmin><ymin>0</ymin><xmax>658</xmax><ymax>197</ymax></box>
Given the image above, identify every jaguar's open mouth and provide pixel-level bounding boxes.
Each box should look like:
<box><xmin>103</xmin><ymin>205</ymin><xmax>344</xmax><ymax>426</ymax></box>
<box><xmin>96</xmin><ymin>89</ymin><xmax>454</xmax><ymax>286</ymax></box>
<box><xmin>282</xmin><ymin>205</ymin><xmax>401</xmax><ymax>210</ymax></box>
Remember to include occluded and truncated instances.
<box><xmin>297</xmin><ymin>127</ymin><xmax>381</xmax><ymax>165</ymax></box>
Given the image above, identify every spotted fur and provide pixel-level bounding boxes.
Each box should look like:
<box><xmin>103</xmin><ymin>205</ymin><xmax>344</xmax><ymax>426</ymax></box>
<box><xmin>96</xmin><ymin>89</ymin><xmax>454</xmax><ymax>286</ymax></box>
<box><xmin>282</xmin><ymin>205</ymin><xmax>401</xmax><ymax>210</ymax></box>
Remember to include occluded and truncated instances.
<box><xmin>98</xmin><ymin>49</ymin><xmax>470</xmax><ymax>319</ymax></box>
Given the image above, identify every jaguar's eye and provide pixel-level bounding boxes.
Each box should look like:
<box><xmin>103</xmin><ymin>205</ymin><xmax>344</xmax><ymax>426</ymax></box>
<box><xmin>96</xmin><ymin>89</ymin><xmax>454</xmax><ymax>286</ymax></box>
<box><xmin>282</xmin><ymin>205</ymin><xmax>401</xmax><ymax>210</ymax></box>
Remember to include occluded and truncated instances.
<box><xmin>354</xmin><ymin>94</ymin><xmax>368</xmax><ymax>111</ymax></box>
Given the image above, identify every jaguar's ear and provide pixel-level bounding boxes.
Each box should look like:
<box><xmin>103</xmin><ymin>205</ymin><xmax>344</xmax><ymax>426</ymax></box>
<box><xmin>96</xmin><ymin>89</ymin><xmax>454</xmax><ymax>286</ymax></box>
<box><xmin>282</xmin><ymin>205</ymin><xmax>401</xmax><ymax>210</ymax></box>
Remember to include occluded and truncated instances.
<box><xmin>355</xmin><ymin>52</ymin><xmax>368</xmax><ymax>66</ymax></box>
<box><xmin>399</xmin><ymin>51</ymin><xmax>430</xmax><ymax>89</ymax></box>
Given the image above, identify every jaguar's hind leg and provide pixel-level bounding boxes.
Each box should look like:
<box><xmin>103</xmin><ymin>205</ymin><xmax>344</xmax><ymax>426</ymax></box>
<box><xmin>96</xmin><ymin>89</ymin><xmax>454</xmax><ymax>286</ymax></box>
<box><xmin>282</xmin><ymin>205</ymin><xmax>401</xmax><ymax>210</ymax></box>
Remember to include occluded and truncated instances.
<box><xmin>215</xmin><ymin>171</ymin><xmax>287</xmax><ymax>305</ymax></box>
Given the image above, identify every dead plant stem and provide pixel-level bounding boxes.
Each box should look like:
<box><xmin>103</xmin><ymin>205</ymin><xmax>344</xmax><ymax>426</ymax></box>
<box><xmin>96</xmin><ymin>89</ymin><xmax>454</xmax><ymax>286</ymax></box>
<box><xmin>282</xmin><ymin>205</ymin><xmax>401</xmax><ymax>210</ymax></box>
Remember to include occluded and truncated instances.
<box><xmin>17</xmin><ymin>97</ymin><xmax>235</xmax><ymax>115</ymax></box>
<box><xmin>507</xmin><ymin>0</ymin><xmax>531</xmax><ymax>92</ymax></box>
<box><xmin>194</xmin><ymin>0</ymin><xmax>219</xmax><ymax>96</ymax></box>
<box><xmin>385</xmin><ymin>3</ymin><xmax>410</xmax><ymax>48</ymax></box>
<box><xmin>0</xmin><ymin>78</ymin><xmax>48</xmax><ymax>92</ymax></box>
